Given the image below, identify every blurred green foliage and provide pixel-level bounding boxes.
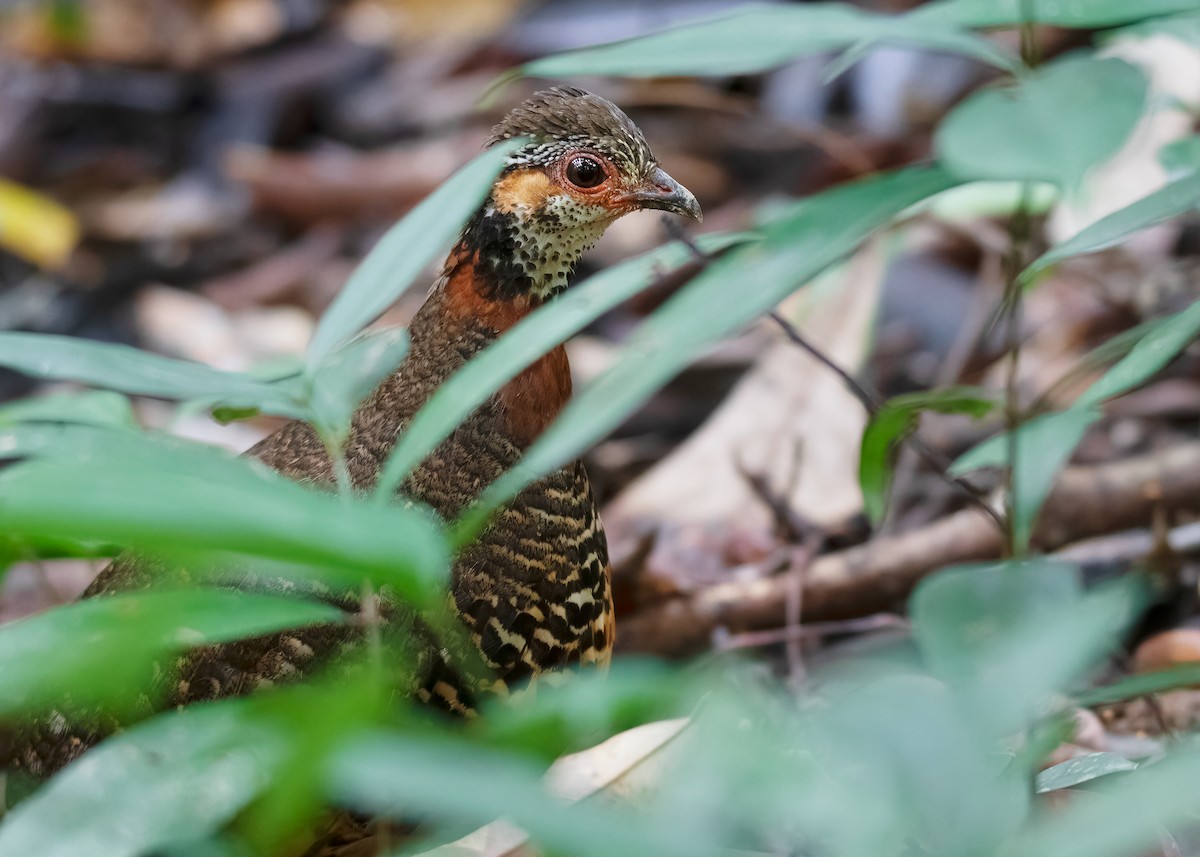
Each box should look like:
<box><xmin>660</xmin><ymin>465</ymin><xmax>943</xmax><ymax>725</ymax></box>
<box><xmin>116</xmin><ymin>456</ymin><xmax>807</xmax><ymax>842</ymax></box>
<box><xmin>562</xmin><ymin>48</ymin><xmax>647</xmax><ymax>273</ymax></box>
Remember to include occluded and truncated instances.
<box><xmin>1</xmin><ymin>1</ymin><xmax>1200</xmax><ymax>855</ymax></box>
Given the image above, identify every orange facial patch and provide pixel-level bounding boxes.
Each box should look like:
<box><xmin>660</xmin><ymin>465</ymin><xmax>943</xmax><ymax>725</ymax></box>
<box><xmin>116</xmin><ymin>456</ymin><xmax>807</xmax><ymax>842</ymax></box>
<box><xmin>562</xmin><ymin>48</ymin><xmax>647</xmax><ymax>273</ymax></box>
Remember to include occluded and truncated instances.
<box><xmin>492</xmin><ymin>169</ymin><xmax>555</xmax><ymax>214</ymax></box>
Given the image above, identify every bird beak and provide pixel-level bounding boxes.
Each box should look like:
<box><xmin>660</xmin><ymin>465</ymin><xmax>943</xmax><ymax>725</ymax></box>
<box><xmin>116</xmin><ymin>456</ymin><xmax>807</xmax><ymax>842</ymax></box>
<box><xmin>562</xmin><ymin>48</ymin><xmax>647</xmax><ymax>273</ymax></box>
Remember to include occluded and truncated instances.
<box><xmin>626</xmin><ymin>166</ymin><xmax>703</xmax><ymax>222</ymax></box>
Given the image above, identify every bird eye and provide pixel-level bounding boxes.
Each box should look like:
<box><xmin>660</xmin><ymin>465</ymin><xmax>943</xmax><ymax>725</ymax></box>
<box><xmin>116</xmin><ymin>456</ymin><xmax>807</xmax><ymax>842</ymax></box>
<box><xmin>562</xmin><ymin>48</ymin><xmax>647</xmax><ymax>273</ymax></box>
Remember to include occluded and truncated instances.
<box><xmin>565</xmin><ymin>155</ymin><xmax>606</xmax><ymax>189</ymax></box>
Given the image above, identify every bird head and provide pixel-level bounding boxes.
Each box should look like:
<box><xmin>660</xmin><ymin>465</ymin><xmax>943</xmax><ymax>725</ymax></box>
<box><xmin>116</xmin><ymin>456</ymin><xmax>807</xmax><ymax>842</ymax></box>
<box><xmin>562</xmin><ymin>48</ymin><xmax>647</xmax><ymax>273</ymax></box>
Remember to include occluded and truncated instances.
<box><xmin>462</xmin><ymin>87</ymin><xmax>702</xmax><ymax>301</ymax></box>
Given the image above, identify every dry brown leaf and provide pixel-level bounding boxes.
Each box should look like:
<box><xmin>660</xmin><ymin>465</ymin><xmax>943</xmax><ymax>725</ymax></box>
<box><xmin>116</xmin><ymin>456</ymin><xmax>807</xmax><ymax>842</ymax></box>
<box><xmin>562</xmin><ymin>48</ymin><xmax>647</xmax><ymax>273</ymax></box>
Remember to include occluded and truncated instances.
<box><xmin>604</xmin><ymin>238</ymin><xmax>887</xmax><ymax>589</ymax></box>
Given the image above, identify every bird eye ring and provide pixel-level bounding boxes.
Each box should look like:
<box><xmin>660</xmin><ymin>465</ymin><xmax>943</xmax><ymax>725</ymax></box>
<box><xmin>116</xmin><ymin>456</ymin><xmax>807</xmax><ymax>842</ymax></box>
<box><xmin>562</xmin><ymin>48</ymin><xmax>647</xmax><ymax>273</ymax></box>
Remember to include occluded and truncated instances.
<box><xmin>565</xmin><ymin>155</ymin><xmax>606</xmax><ymax>189</ymax></box>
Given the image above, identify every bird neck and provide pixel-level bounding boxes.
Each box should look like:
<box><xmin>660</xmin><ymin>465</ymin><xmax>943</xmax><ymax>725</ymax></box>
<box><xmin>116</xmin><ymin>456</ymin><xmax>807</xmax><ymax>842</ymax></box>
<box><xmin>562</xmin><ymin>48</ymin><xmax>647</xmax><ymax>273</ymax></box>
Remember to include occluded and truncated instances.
<box><xmin>414</xmin><ymin>228</ymin><xmax>574</xmax><ymax>447</ymax></box>
<box><xmin>456</xmin><ymin>195</ymin><xmax>609</xmax><ymax>301</ymax></box>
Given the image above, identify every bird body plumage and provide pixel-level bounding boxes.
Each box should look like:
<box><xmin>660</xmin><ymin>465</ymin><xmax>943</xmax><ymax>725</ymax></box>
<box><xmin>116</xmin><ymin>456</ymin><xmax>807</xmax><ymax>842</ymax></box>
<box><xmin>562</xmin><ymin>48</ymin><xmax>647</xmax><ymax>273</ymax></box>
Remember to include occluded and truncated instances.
<box><xmin>5</xmin><ymin>90</ymin><xmax>699</xmax><ymax>845</ymax></box>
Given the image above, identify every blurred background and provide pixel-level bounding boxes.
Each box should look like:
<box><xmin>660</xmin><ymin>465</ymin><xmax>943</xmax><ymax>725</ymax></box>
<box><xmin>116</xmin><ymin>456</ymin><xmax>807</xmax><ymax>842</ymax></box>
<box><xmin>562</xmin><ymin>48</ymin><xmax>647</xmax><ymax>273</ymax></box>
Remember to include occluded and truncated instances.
<box><xmin>2</xmin><ymin>0</ymin><xmax>1198</xmax><ymax>664</ymax></box>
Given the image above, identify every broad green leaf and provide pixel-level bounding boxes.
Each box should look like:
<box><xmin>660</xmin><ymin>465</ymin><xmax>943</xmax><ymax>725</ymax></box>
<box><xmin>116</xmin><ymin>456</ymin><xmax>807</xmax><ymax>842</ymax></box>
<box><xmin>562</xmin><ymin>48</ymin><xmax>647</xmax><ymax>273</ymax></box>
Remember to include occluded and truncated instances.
<box><xmin>935</xmin><ymin>56</ymin><xmax>1147</xmax><ymax>190</ymax></box>
<box><xmin>1035</xmin><ymin>753</ymin><xmax>1137</xmax><ymax>794</ymax></box>
<box><xmin>306</xmin><ymin>327</ymin><xmax>409</xmax><ymax>442</ymax></box>
<box><xmin>859</xmin><ymin>386</ymin><xmax>994</xmax><ymax>524</ymax></box>
<box><xmin>1076</xmin><ymin>300</ymin><xmax>1200</xmax><ymax>407</ymax></box>
<box><xmin>1076</xmin><ymin>664</ymin><xmax>1200</xmax><ymax>706</ymax></box>
<box><xmin>0</xmin><ymin>333</ymin><xmax>308</xmax><ymax>419</ymax></box>
<box><xmin>800</xmin><ymin>671</ymin><xmax>1029</xmax><ymax>854</ymax></box>
<box><xmin>0</xmin><ymin>590</ymin><xmax>344</xmax><ymax>718</ymax></box>
<box><xmin>912</xmin><ymin>559</ymin><xmax>1083</xmax><ymax>685</ymax></box>
<box><xmin>1022</xmin><ymin>173</ymin><xmax>1200</xmax><ymax>283</ymax></box>
<box><xmin>1007</xmin><ymin>745</ymin><xmax>1200</xmax><ymax>857</ymax></box>
<box><xmin>458</xmin><ymin>167</ymin><xmax>959</xmax><ymax>541</ymax></box>
<box><xmin>950</xmin><ymin>408</ymin><xmax>1100</xmax><ymax>553</ymax></box>
<box><xmin>0</xmin><ymin>391</ymin><xmax>134</xmax><ymax>427</ymax></box>
<box><xmin>306</xmin><ymin>141</ymin><xmax>522</xmax><ymax>366</ymax></box>
<box><xmin>917</xmin><ymin>0</ymin><xmax>1200</xmax><ymax>28</ymax></box>
<box><xmin>518</xmin><ymin>3</ymin><xmax>1018</xmax><ymax>80</ymax></box>
<box><xmin>0</xmin><ymin>702</ymin><xmax>283</xmax><ymax>857</ymax></box>
<box><xmin>0</xmin><ymin>429</ymin><xmax>448</xmax><ymax>602</ymax></box>
<box><xmin>914</xmin><ymin>565</ymin><xmax>1139</xmax><ymax>737</ymax></box>
<box><xmin>374</xmin><ymin>233</ymin><xmax>749</xmax><ymax>499</ymax></box>
<box><xmin>330</xmin><ymin>733</ymin><xmax>718</xmax><ymax>857</ymax></box>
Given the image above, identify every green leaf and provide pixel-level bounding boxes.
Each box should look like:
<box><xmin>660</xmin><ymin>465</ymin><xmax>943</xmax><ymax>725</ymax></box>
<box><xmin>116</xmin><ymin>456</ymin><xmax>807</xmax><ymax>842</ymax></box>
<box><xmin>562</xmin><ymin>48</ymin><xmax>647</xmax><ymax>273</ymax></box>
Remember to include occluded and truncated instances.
<box><xmin>0</xmin><ymin>428</ymin><xmax>448</xmax><ymax>602</ymax></box>
<box><xmin>329</xmin><ymin>733</ymin><xmax>718</xmax><ymax>857</ymax></box>
<box><xmin>0</xmin><ymin>702</ymin><xmax>284</xmax><ymax>857</ymax></box>
<box><xmin>935</xmin><ymin>56</ymin><xmax>1148</xmax><ymax>190</ymax></box>
<box><xmin>306</xmin><ymin>327</ymin><xmax>409</xmax><ymax>442</ymax></box>
<box><xmin>1077</xmin><ymin>300</ymin><xmax>1200</xmax><ymax>407</ymax></box>
<box><xmin>912</xmin><ymin>559</ymin><xmax>1083</xmax><ymax>684</ymax></box>
<box><xmin>860</xmin><ymin>407</ymin><xmax>915</xmax><ymax>526</ymax></box>
<box><xmin>1022</xmin><ymin>172</ymin><xmax>1200</xmax><ymax>283</ymax></box>
<box><xmin>913</xmin><ymin>564</ymin><xmax>1140</xmax><ymax>737</ymax></box>
<box><xmin>1007</xmin><ymin>746</ymin><xmax>1200</xmax><ymax>857</ymax></box>
<box><xmin>1076</xmin><ymin>664</ymin><xmax>1200</xmax><ymax>707</ymax></box>
<box><xmin>306</xmin><ymin>141</ymin><xmax>522</xmax><ymax>367</ymax></box>
<box><xmin>1035</xmin><ymin>753</ymin><xmax>1138</xmax><ymax>794</ymax></box>
<box><xmin>519</xmin><ymin>3</ymin><xmax>1019</xmax><ymax>80</ymax></box>
<box><xmin>0</xmin><ymin>333</ymin><xmax>308</xmax><ymax>419</ymax></box>
<box><xmin>916</xmin><ymin>0</ymin><xmax>1200</xmax><ymax>28</ymax></box>
<box><xmin>374</xmin><ymin>233</ymin><xmax>749</xmax><ymax>499</ymax></box>
<box><xmin>475</xmin><ymin>659</ymin><xmax>689</xmax><ymax>761</ymax></box>
<box><xmin>1113</xmin><ymin>9</ymin><xmax>1200</xmax><ymax>43</ymax></box>
<box><xmin>859</xmin><ymin>386</ymin><xmax>994</xmax><ymax>524</ymax></box>
<box><xmin>456</xmin><ymin>166</ymin><xmax>958</xmax><ymax>542</ymax></box>
<box><xmin>950</xmin><ymin>409</ymin><xmax>1101</xmax><ymax>553</ymax></box>
<box><xmin>1159</xmin><ymin>134</ymin><xmax>1200</xmax><ymax>178</ymax></box>
<box><xmin>0</xmin><ymin>391</ymin><xmax>134</xmax><ymax>427</ymax></box>
<box><xmin>0</xmin><ymin>590</ymin><xmax>344</xmax><ymax>719</ymax></box>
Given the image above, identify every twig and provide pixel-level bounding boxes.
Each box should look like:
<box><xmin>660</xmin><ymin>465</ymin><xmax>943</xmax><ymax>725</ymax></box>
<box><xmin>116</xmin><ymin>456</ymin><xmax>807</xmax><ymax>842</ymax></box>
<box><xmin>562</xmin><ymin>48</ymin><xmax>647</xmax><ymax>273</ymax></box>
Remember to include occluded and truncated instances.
<box><xmin>767</xmin><ymin>311</ymin><xmax>1007</xmax><ymax>533</ymax></box>
<box><xmin>717</xmin><ymin>613</ymin><xmax>910</xmax><ymax>651</ymax></box>
<box><xmin>618</xmin><ymin>442</ymin><xmax>1200</xmax><ymax>656</ymax></box>
<box><xmin>735</xmin><ymin>454</ymin><xmax>813</xmax><ymax>543</ymax></box>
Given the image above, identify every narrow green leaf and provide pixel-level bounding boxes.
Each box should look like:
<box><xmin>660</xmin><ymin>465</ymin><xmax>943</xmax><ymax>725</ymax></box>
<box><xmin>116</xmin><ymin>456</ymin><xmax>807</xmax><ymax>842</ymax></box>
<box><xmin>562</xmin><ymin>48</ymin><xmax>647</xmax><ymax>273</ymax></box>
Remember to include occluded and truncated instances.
<box><xmin>457</xmin><ymin>167</ymin><xmax>959</xmax><ymax>541</ymax></box>
<box><xmin>0</xmin><ymin>590</ymin><xmax>344</xmax><ymax>718</ymax></box>
<box><xmin>306</xmin><ymin>327</ymin><xmax>409</xmax><ymax>441</ymax></box>
<box><xmin>1076</xmin><ymin>664</ymin><xmax>1200</xmax><ymax>707</ymax></box>
<box><xmin>0</xmin><ymin>391</ymin><xmax>134</xmax><ymax>427</ymax></box>
<box><xmin>306</xmin><ymin>141</ymin><xmax>522</xmax><ymax>366</ymax></box>
<box><xmin>375</xmin><ymin>233</ymin><xmax>749</xmax><ymax>499</ymax></box>
<box><xmin>1035</xmin><ymin>753</ymin><xmax>1138</xmax><ymax>794</ymax></box>
<box><xmin>0</xmin><ymin>333</ymin><xmax>308</xmax><ymax>419</ymax></box>
<box><xmin>1022</xmin><ymin>173</ymin><xmax>1200</xmax><ymax>283</ymax></box>
<box><xmin>950</xmin><ymin>409</ymin><xmax>1100</xmax><ymax>552</ymax></box>
<box><xmin>859</xmin><ymin>386</ymin><xmax>995</xmax><ymax>523</ymax></box>
<box><xmin>860</xmin><ymin>407</ymin><xmax>916</xmax><ymax>525</ymax></box>
<box><xmin>0</xmin><ymin>702</ymin><xmax>283</xmax><ymax>857</ymax></box>
<box><xmin>916</xmin><ymin>0</ymin><xmax>1200</xmax><ymax>28</ymax></box>
<box><xmin>936</xmin><ymin>56</ymin><xmax>1148</xmax><ymax>190</ymax></box>
<box><xmin>1077</xmin><ymin>300</ymin><xmax>1200</xmax><ymax>407</ymax></box>
<box><xmin>1113</xmin><ymin>9</ymin><xmax>1200</xmax><ymax>42</ymax></box>
<box><xmin>519</xmin><ymin>3</ymin><xmax>1018</xmax><ymax>80</ymax></box>
<box><xmin>0</xmin><ymin>429</ymin><xmax>448</xmax><ymax>602</ymax></box>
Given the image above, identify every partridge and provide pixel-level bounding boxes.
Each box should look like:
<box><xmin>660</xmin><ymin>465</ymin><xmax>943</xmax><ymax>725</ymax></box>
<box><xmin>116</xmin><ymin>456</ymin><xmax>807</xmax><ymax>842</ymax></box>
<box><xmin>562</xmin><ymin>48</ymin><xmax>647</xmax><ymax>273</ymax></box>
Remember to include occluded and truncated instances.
<box><xmin>8</xmin><ymin>87</ymin><xmax>701</xmax><ymax>785</ymax></box>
